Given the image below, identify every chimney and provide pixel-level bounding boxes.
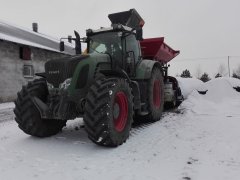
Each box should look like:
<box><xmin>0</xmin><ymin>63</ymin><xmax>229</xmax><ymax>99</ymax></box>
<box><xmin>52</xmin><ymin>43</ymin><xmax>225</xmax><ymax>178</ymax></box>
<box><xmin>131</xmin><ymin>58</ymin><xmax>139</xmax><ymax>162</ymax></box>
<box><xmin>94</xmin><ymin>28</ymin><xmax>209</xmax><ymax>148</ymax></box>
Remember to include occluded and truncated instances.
<box><xmin>32</xmin><ymin>23</ymin><xmax>38</xmax><ymax>32</ymax></box>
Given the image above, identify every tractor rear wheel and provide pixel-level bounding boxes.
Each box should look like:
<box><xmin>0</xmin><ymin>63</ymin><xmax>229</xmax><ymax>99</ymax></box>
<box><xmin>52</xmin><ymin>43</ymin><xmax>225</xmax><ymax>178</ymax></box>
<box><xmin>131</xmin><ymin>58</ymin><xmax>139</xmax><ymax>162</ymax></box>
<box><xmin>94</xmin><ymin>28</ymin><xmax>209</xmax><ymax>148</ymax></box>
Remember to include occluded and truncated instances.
<box><xmin>14</xmin><ymin>78</ymin><xmax>66</xmax><ymax>137</ymax></box>
<box><xmin>139</xmin><ymin>67</ymin><xmax>164</xmax><ymax>122</ymax></box>
<box><xmin>84</xmin><ymin>78</ymin><xmax>133</xmax><ymax>147</ymax></box>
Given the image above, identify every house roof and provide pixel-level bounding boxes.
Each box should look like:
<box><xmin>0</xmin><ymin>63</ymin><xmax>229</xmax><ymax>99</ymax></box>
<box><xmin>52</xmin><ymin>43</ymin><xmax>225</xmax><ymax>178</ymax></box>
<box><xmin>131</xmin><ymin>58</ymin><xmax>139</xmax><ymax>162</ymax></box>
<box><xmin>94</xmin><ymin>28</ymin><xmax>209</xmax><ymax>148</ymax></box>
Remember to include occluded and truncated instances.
<box><xmin>0</xmin><ymin>20</ymin><xmax>75</xmax><ymax>55</ymax></box>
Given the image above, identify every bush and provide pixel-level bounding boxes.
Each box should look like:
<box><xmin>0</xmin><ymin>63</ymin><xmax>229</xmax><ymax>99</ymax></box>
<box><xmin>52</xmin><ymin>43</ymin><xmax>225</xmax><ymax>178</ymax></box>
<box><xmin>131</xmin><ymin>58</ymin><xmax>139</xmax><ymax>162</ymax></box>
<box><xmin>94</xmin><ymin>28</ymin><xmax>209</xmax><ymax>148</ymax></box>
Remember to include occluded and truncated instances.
<box><xmin>180</xmin><ymin>69</ymin><xmax>192</xmax><ymax>78</ymax></box>
<box><xmin>200</xmin><ymin>72</ymin><xmax>211</xmax><ymax>82</ymax></box>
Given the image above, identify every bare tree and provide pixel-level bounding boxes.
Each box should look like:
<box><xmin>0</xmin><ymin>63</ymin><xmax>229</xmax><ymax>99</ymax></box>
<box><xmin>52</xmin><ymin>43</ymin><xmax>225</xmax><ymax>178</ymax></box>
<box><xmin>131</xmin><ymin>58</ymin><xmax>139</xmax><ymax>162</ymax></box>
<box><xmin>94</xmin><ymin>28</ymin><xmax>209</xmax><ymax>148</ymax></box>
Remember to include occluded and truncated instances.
<box><xmin>232</xmin><ymin>64</ymin><xmax>240</xmax><ymax>79</ymax></box>
<box><xmin>235</xmin><ymin>64</ymin><xmax>240</xmax><ymax>75</ymax></box>
<box><xmin>195</xmin><ymin>65</ymin><xmax>202</xmax><ymax>79</ymax></box>
<box><xmin>217</xmin><ymin>64</ymin><xmax>227</xmax><ymax>77</ymax></box>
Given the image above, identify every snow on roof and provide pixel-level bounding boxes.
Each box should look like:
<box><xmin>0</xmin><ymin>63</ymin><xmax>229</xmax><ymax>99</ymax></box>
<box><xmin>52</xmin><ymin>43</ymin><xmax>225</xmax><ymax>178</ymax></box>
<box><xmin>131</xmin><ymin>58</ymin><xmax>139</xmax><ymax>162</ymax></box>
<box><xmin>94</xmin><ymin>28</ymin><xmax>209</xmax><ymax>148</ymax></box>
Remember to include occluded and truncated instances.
<box><xmin>0</xmin><ymin>20</ymin><xmax>75</xmax><ymax>55</ymax></box>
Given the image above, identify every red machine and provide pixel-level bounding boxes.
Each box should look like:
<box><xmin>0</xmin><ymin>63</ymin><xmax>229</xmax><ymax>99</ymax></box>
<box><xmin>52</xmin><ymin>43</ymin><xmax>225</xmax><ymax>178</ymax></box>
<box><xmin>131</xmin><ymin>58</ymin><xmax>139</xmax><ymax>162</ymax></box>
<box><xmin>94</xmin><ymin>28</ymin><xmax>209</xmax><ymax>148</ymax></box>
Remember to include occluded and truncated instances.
<box><xmin>140</xmin><ymin>37</ymin><xmax>182</xmax><ymax>108</ymax></box>
<box><xmin>140</xmin><ymin>37</ymin><xmax>180</xmax><ymax>64</ymax></box>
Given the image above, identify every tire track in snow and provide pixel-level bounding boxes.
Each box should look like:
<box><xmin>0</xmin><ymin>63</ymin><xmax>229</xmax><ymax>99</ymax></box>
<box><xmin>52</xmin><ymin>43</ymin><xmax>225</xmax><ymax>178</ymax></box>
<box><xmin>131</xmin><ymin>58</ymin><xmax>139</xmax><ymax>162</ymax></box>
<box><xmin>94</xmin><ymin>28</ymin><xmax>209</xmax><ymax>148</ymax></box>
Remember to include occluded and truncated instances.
<box><xmin>0</xmin><ymin>108</ymin><xmax>15</xmax><ymax>123</ymax></box>
<box><xmin>131</xmin><ymin>109</ymin><xmax>184</xmax><ymax>137</ymax></box>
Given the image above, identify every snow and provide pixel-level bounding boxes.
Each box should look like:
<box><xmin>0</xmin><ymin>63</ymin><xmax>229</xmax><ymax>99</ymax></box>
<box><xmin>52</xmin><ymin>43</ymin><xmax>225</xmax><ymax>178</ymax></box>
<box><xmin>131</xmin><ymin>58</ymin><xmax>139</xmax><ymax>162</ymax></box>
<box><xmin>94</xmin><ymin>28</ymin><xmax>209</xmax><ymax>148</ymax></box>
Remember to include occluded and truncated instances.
<box><xmin>0</xmin><ymin>32</ymin><xmax>61</xmax><ymax>53</ymax></box>
<box><xmin>0</xmin><ymin>102</ymin><xmax>14</xmax><ymax>110</ymax></box>
<box><xmin>0</xmin><ymin>78</ymin><xmax>240</xmax><ymax>180</ymax></box>
<box><xmin>0</xmin><ymin>20</ymin><xmax>60</xmax><ymax>43</ymax></box>
<box><xmin>176</xmin><ymin>77</ymin><xmax>206</xmax><ymax>98</ymax></box>
<box><xmin>0</xmin><ymin>20</ymin><xmax>75</xmax><ymax>55</ymax></box>
<box><xmin>203</xmin><ymin>78</ymin><xmax>240</xmax><ymax>103</ymax></box>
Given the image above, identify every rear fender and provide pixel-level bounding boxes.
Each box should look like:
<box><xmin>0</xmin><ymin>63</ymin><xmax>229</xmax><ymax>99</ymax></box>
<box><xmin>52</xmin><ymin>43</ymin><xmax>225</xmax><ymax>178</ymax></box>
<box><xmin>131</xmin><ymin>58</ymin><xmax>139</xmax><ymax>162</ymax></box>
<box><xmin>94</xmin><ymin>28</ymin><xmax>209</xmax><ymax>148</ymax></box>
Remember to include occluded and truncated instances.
<box><xmin>135</xmin><ymin>60</ymin><xmax>163</xmax><ymax>79</ymax></box>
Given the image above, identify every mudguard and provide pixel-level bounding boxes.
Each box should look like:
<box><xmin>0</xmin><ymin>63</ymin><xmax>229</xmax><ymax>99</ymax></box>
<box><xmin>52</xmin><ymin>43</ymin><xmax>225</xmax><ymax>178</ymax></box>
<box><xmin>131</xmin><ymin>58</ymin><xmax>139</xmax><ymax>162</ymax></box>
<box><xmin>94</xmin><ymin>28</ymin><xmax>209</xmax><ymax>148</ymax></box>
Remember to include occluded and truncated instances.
<box><xmin>68</xmin><ymin>53</ymin><xmax>111</xmax><ymax>96</ymax></box>
<box><xmin>135</xmin><ymin>60</ymin><xmax>162</xmax><ymax>79</ymax></box>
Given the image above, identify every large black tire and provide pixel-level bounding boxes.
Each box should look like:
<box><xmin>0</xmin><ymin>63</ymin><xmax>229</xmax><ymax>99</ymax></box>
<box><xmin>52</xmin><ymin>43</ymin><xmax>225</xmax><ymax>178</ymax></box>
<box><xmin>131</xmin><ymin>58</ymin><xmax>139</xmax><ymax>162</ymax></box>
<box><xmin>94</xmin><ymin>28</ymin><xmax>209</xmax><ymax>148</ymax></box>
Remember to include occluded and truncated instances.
<box><xmin>138</xmin><ymin>67</ymin><xmax>164</xmax><ymax>122</ymax></box>
<box><xmin>176</xmin><ymin>87</ymin><xmax>184</xmax><ymax>107</ymax></box>
<box><xmin>14</xmin><ymin>78</ymin><xmax>66</xmax><ymax>137</ymax></box>
<box><xmin>84</xmin><ymin>78</ymin><xmax>133</xmax><ymax>147</ymax></box>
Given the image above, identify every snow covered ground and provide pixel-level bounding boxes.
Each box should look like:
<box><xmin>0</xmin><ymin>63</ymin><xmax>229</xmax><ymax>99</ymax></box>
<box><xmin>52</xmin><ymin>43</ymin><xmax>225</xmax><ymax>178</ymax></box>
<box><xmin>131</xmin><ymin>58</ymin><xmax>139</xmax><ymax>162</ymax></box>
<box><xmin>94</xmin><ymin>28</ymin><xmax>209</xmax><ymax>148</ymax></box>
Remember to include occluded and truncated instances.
<box><xmin>176</xmin><ymin>77</ymin><xmax>205</xmax><ymax>99</ymax></box>
<box><xmin>0</xmin><ymin>78</ymin><xmax>240</xmax><ymax>180</ymax></box>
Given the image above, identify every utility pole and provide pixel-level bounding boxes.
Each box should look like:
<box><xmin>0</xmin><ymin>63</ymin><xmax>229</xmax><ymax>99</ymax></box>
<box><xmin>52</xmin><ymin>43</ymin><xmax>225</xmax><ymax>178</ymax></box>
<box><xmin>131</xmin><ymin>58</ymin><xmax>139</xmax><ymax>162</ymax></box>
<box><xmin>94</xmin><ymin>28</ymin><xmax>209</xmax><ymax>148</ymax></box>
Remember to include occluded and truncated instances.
<box><xmin>228</xmin><ymin>56</ymin><xmax>230</xmax><ymax>77</ymax></box>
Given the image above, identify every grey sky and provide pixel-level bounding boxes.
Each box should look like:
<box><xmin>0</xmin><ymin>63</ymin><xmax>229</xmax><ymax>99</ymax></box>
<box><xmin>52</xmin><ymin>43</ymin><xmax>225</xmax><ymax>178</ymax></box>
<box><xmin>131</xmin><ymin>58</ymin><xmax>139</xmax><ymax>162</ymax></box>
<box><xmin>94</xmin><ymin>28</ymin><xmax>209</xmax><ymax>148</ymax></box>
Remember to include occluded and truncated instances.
<box><xmin>1</xmin><ymin>0</ymin><xmax>240</xmax><ymax>77</ymax></box>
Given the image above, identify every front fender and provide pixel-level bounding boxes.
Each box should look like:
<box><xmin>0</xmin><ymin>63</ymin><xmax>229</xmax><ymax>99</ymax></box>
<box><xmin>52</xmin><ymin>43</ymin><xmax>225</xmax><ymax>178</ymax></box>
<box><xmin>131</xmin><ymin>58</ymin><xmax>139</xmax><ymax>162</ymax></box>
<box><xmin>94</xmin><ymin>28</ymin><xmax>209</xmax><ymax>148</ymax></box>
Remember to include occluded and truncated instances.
<box><xmin>68</xmin><ymin>53</ymin><xmax>111</xmax><ymax>96</ymax></box>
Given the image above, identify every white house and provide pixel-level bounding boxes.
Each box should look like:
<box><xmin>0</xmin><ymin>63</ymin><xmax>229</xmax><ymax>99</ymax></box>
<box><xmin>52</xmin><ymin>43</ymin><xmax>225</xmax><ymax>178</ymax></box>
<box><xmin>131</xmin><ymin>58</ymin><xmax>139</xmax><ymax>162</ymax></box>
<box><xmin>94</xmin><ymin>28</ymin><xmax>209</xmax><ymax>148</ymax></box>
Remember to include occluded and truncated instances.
<box><xmin>0</xmin><ymin>21</ymin><xmax>75</xmax><ymax>102</ymax></box>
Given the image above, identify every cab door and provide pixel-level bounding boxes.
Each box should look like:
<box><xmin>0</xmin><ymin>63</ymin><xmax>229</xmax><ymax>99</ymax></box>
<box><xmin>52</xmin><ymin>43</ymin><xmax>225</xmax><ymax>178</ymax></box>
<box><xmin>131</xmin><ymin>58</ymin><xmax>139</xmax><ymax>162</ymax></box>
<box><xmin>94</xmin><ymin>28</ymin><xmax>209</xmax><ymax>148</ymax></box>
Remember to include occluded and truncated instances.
<box><xmin>123</xmin><ymin>34</ymin><xmax>141</xmax><ymax>77</ymax></box>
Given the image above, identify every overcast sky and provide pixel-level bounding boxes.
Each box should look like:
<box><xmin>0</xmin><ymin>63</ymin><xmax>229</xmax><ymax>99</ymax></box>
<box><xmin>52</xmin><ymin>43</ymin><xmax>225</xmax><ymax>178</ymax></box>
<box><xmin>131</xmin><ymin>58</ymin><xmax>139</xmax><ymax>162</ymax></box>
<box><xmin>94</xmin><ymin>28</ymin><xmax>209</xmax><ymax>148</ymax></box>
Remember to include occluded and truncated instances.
<box><xmin>0</xmin><ymin>0</ymin><xmax>240</xmax><ymax>77</ymax></box>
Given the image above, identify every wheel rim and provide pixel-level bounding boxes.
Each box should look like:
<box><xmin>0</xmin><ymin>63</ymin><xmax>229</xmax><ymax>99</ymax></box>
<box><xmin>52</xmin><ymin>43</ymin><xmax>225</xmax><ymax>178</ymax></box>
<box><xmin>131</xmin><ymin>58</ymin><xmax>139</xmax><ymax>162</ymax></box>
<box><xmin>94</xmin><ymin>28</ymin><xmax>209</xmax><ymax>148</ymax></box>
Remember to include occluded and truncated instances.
<box><xmin>113</xmin><ymin>91</ymin><xmax>128</xmax><ymax>132</ymax></box>
<box><xmin>153</xmin><ymin>80</ymin><xmax>161</xmax><ymax>108</ymax></box>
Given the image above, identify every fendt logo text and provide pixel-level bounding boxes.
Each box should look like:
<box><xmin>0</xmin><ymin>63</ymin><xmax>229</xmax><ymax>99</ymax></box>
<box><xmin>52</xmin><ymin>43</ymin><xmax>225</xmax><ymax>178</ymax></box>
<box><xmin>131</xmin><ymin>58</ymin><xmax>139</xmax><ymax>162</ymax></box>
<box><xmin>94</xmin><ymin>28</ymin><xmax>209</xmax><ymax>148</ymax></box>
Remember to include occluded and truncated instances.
<box><xmin>48</xmin><ymin>70</ymin><xmax>60</xmax><ymax>74</ymax></box>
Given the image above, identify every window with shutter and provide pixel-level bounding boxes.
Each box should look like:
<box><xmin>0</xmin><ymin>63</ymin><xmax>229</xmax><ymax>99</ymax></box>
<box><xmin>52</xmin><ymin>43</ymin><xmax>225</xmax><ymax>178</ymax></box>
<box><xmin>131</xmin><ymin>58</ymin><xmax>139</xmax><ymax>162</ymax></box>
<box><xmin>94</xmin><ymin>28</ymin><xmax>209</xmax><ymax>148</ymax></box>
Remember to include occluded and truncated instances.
<box><xmin>20</xmin><ymin>46</ymin><xmax>31</xmax><ymax>60</ymax></box>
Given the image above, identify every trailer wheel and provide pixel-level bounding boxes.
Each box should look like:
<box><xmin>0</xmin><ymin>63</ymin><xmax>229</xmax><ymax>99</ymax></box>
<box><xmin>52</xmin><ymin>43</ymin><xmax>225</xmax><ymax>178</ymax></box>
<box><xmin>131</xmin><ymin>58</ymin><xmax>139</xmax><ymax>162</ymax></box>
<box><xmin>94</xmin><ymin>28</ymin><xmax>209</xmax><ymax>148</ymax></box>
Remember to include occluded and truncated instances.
<box><xmin>164</xmin><ymin>98</ymin><xmax>177</xmax><ymax>109</ymax></box>
<box><xmin>176</xmin><ymin>87</ymin><xmax>184</xmax><ymax>106</ymax></box>
<box><xmin>14</xmin><ymin>79</ymin><xmax>66</xmax><ymax>137</ymax></box>
<box><xmin>140</xmin><ymin>67</ymin><xmax>164</xmax><ymax>122</ymax></box>
<box><xmin>84</xmin><ymin>78</ymin><xmax>133</xmax><ymax>147</ymax></box>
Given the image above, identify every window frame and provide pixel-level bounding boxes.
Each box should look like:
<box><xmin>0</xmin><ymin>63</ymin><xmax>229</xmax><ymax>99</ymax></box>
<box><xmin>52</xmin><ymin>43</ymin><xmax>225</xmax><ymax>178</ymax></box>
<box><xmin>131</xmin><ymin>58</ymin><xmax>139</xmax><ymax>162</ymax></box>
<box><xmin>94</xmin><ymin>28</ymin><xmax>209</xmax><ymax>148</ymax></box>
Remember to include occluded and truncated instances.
<box><xmin>23</xmin><ymin>64</ymin><xmax>34</xmax><ymax>78</ymax></box>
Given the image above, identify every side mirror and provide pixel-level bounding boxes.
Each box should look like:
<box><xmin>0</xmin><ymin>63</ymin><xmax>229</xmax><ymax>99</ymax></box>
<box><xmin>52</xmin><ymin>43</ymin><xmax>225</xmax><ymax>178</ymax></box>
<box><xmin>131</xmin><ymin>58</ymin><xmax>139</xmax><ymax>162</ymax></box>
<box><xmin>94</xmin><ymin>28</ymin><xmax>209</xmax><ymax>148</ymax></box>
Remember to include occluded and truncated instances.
<box><xmin>60</xmin><ymin>41</ymin><xmax>65</xmax><ymax>52</ymax></box>
<box><xmin>136</xmin><ymin>28</ymin><xmax>143</xmax><ymax>41</ymax></box>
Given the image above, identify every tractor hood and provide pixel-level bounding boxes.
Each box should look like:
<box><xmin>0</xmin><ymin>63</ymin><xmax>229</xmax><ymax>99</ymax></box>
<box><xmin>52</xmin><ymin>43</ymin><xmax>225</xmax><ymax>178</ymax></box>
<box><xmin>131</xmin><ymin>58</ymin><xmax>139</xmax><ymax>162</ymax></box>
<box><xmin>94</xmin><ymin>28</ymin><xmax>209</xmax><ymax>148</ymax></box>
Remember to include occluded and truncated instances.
<box><xmin>45</xmin><ymin>54</ymin><xmax>89</xmax><ymax>88</ymax></box>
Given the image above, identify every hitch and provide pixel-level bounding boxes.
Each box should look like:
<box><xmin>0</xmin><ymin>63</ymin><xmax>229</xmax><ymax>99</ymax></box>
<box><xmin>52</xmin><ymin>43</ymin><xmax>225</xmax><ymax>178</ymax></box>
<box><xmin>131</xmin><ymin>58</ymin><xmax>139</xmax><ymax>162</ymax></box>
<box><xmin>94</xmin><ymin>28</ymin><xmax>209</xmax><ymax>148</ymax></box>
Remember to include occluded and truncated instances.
<box><xmin>31</xmin><ymin>97</ymin><xmax>52</xmax><ymax>118</ymax></box>
<box><xmin>31</xmin><ymin>94</ymin><xmax>70</xmax><ymax>120</ymax></box>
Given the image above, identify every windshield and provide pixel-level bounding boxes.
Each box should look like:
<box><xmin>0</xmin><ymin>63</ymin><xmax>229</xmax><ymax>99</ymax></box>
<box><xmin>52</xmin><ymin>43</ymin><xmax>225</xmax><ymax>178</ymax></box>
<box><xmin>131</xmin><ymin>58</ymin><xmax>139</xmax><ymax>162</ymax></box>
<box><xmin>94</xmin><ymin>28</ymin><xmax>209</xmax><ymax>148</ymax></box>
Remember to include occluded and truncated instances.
<box><xmin>89</xmin><ymin>32</ymin><xmax>122</xmax><ymax>60</ymax></box>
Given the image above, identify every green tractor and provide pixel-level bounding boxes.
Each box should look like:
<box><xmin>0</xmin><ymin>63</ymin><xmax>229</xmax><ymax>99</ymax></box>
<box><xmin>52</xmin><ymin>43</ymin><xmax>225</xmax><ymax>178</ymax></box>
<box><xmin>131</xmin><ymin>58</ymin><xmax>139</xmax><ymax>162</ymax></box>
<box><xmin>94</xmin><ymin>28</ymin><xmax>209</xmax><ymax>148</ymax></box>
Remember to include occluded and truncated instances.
<box><xmin>14</xmin><ymin>9</ymin><xmax>180</xmax><ymax>147</ymax></box>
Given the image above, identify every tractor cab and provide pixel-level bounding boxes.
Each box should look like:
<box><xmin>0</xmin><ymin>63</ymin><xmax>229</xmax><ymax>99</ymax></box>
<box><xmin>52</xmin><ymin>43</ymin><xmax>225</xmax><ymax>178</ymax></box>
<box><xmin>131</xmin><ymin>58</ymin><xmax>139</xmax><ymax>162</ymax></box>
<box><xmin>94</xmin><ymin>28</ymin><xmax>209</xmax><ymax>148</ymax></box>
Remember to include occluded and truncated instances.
<box><xmin>60</xmin><ymin>9</ymin><xmax>144</xmax><ymax>76</ymax></box>
<box><xmin>84</xmin><ymin>9</ymin><xmax>145</xmax><ymax>76</ymax></box>
<box><xmin>85</xmin><ymin>25</ymin><xmax>141</xmax><ymax>75</ymax></box>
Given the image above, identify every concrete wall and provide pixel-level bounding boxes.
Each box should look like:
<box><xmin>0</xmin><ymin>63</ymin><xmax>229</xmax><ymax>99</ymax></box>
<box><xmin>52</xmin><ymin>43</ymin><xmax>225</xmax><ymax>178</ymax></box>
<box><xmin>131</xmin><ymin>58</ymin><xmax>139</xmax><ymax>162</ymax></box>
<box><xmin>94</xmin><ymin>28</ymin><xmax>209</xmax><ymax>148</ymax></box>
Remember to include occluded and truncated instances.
<box><xmin>0</xmin><ymin>40</ymin><xmax>68</xmax><ymax>102</ymax></box>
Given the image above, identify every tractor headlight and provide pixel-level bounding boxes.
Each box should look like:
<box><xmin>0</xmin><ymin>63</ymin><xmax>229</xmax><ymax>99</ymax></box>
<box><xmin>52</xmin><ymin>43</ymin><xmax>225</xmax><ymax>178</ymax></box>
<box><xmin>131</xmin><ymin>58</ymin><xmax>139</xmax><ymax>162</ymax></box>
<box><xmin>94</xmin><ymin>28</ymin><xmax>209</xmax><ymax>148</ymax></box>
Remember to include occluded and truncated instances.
<box><xmin>59</xmin><ymin>78</ymin><xmax>72</xmax><ymax>90</ymax></box>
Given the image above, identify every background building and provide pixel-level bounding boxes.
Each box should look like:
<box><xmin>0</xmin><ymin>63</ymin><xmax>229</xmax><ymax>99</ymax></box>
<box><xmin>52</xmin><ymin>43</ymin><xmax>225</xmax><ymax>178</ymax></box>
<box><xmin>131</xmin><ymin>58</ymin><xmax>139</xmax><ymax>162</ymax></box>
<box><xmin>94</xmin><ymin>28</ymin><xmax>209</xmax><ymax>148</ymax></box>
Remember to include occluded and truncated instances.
<box><xmin>0</xmin><ymin>21</ymin><xmax>75</xmax><ymax>102</ymax></box>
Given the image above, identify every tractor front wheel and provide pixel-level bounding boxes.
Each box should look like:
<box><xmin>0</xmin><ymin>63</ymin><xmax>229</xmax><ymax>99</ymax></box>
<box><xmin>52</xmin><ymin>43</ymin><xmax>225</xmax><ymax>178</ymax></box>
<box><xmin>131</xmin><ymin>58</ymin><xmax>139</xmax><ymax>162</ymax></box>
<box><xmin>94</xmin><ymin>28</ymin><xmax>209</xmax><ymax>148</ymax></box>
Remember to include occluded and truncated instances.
<box><xmin>84</xmin><ymin>78</ymin><xmax>133</xmax><ymax>147</ymax></box>
<box><xmin>14</xmin><ymin>79</ymin><xmax>66</xmax><ymax>137</ymax></box>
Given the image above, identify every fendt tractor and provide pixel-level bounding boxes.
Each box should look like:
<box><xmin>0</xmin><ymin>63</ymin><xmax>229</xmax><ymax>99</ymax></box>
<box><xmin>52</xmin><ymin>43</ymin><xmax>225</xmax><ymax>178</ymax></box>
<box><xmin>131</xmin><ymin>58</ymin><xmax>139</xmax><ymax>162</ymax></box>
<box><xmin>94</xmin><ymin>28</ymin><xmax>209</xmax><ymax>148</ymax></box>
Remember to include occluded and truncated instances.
<box><xmin>14</xmin><ymin>9</ymin><xmax>183</xmax><ymax>147</ymax></box>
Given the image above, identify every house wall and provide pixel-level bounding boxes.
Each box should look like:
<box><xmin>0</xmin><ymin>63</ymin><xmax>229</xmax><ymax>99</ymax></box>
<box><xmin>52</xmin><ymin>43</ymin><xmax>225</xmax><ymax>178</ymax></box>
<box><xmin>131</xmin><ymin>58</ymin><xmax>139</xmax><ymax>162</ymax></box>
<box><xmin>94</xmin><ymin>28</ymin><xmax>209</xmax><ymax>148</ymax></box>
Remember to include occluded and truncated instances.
<box><xmin>0</xmin><ymin>40</ymin><xmax>69</xmax><ymax>102</ymax></box>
